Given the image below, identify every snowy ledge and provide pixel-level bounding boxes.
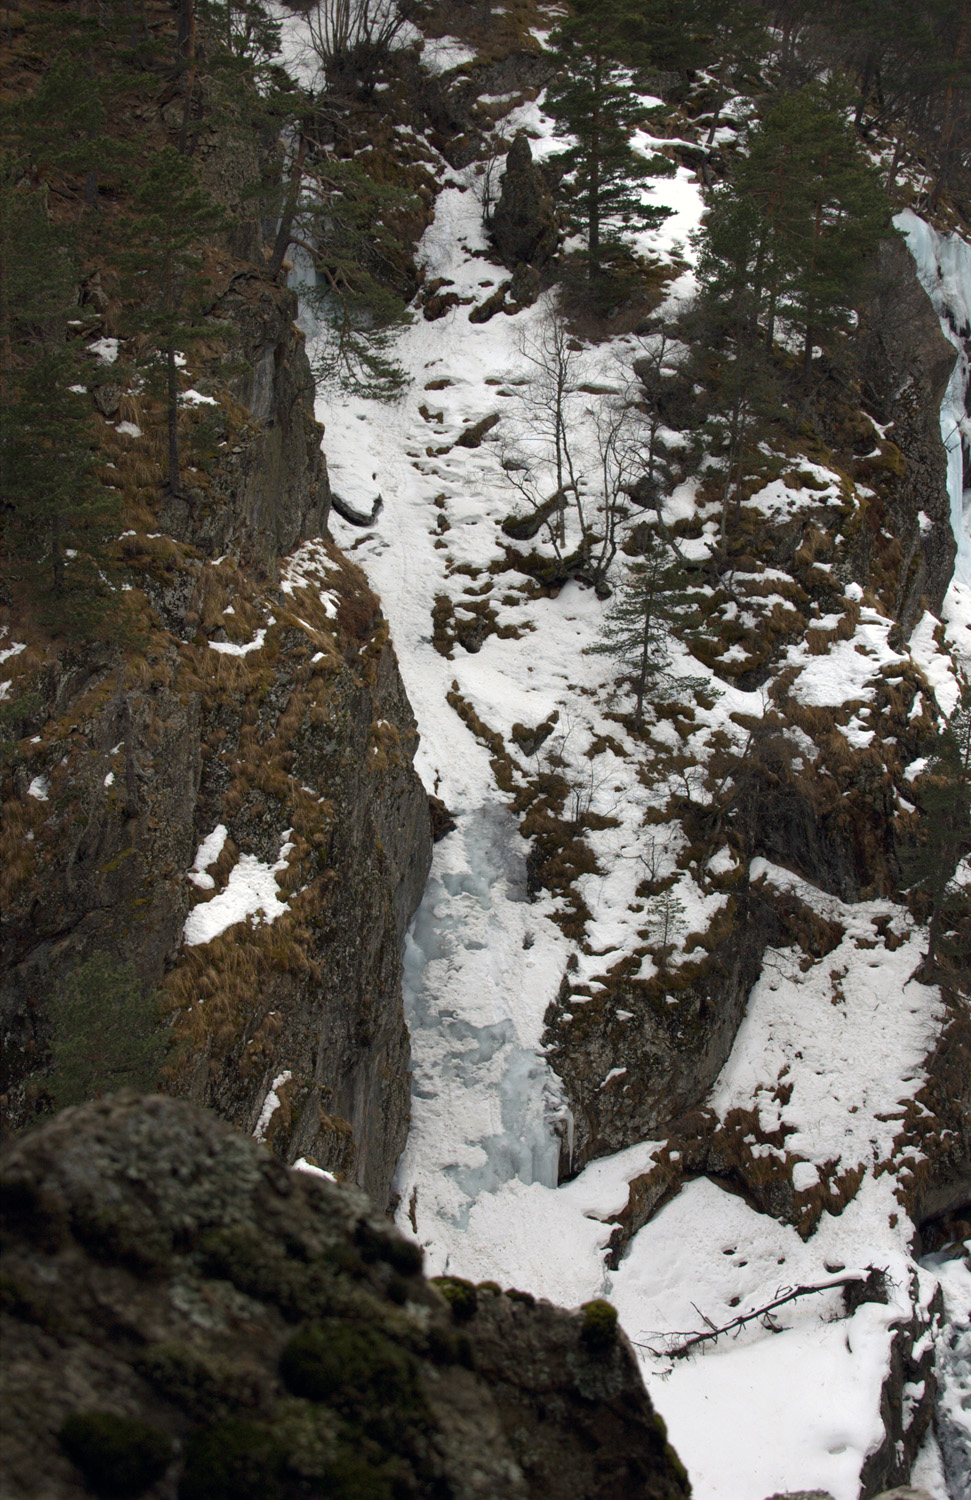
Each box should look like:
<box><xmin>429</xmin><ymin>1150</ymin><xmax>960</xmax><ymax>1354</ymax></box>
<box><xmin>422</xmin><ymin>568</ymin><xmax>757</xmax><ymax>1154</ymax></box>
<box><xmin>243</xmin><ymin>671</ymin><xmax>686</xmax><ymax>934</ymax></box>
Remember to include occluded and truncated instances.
<box><xmin>183</xmin><ymin>830</ymin><xmax>295</xmax><ymax>946</ymax></box>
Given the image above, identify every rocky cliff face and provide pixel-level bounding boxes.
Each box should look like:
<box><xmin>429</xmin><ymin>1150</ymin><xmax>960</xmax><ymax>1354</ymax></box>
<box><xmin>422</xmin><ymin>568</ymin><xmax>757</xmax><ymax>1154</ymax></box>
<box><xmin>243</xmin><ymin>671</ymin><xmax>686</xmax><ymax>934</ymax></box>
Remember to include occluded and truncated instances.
<box><xmin>0</xmin><ymin>258</ymin><xmax>431</xmax><ymax>1209</ymax></box>
<box><xmin>541</xmin><ymin>231</ymin><xmax>968</xmax><ymax>1186</ymax></box>
<box><xmin>848</xmin><ymin>235</ymin><xmax>958</xmax><ymax>630</ymax></box>
<box><xmin>158</xmin><ymin>274</ymin><xmax>333</xmax><ymax>574</ymax></box>
<box><xmin>0</xmin><ymin>1093</ymin><xmax>690</xmax><ymax>1500</ymax></box>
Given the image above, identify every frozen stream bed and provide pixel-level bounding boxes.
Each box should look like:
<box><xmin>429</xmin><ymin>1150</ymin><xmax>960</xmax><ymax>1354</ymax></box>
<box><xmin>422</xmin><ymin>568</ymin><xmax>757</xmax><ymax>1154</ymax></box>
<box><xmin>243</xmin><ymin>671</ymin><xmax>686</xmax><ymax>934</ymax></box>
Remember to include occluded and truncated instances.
<box><xmin>396</xmin><ymin>803</ymin><xmax>565</xmax><ymax>1243</ymax></box>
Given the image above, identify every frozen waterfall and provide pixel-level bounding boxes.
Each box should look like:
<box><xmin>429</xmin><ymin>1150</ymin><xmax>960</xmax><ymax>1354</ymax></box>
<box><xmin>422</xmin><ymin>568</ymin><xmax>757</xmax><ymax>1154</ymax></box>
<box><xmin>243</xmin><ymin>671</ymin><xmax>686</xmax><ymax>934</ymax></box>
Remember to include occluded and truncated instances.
<box><xmin>393</xmin><ymin>804</ymin><xmax>569</xmax><ymax>1255</ymax></box>
<box><xmin>896</xmin><ymin>209</ymin><xmax>971</xmax><ymax>592</ymax></box>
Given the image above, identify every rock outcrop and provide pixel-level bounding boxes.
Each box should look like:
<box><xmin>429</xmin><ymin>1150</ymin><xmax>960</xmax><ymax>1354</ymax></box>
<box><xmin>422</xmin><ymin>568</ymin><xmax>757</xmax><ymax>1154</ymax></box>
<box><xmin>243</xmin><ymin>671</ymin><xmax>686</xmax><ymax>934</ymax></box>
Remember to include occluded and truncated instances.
<box><xmin>541</xmin><ymin>228</ymin><xmax>964</xmax><ymax>1187</ymax></box>
<box><xmin>158</xmin><ymin>276</ymin><xmax>332</xmax><ymax>571</ymax></box>
<box><xmin>0</xmin><ymin>220</ymin><xmax>431</xmax><ymax>1211</ymax></box>
<box><xmin>490</xmin><ymin>133</ymin><xmax>558</xmax><ymax>270</ymax></box>
<box><xmin>0</xmin><ymin>1093</ymin><xmax>692</xmax><ymax>1500</ymax></box>
<box><xmin>545</xmin><ymin>886</ymin><xmax>776</xmax><ymax>1171</ymax></box>
<box><xmin>849</xmin><ymin>235</ymin><xmax>958</xmax><ymax>630</ymax></box>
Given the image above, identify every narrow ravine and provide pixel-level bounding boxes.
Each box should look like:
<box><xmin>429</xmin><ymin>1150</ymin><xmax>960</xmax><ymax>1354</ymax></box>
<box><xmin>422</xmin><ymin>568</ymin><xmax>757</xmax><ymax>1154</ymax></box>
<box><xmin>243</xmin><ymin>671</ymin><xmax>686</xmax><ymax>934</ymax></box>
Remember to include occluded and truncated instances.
<box><xmin>291</xmin><ymin>37</ymin><xmax>970</xmax><ymax>1495</ymax></box>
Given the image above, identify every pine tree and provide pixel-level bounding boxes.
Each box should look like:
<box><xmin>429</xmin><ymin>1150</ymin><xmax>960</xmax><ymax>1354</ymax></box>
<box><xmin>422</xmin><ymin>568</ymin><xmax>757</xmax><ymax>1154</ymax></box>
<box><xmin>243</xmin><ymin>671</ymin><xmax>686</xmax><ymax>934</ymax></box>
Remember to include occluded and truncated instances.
<box><xmin>632</xmin><ymin>0</ymin><xmax>714</xmax><ymax>74</ymax></box>
<box><xmin>759</xmin><ymin>87</ymin><xmax>890</xmax><ymax>369</ymax></box>
<box><xmin>296</xmin><ymin>156</ymin><xmax>416</xmax><ymax>399</ymax></box>
<box><xmin>118</xmin><ymin>146</ymin><xmax>226</xmax><ymax>497</ymax></box>
<box><xmin>633</xmin><ymin>0</ymin><xmax>766</xmax><ymax>78</ymax></box>
<box><xmin>0</xmin><ymin>177</ymin><xmax>120</xmax><ymax>638</ymax></box>
<box><xmin>808</xmin><ymin>1</ymin><xmax>970</xmax><ymax>207</ymax></box>
<box><xmin>587</xmin><ymin>527</ymin><xmax>695</xmax><ymax>726</ymax></box>
<box><xmin>645</xmin><ymin>886</ymin><xmax>687</xmax><ymax>960</ymax></box>
<box><xmin>545</xmin><ymin>0</ymin><xmax>673</xmax><ymax>282</ymax></box>
<box><xmin>688</xmin><ymin>194</ymin><xmax>783</xmax><ymax>554</ymax></box>
<box><xmin>700</xmin><ymin>83</ymin><xmax>890</xmax><ymax>371</ymax></box>
<box><xmin>196</xmin><ymin>0</ymin><xmax>282</xmax><ymax>74</ymax></box>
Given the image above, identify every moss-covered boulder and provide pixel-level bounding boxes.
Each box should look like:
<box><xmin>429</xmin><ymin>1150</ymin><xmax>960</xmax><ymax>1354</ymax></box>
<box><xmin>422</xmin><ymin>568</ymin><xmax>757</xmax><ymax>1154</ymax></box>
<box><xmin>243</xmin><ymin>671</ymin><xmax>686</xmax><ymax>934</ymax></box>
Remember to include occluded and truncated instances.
<box><xmin>0</xmin><ymin>1093</ymin><xmax>691</xmax><ymax>1500</ymax></box>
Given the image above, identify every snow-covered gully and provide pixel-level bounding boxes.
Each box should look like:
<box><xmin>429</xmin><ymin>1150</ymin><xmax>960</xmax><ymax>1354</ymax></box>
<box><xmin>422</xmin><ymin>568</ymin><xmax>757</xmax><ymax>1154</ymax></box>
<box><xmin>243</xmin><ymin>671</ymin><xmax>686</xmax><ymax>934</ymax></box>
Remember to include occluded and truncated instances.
<box><xmin>296</xmin><ymin>48</ymin><xmax>970</xmax><ymax>1500</ymax></box>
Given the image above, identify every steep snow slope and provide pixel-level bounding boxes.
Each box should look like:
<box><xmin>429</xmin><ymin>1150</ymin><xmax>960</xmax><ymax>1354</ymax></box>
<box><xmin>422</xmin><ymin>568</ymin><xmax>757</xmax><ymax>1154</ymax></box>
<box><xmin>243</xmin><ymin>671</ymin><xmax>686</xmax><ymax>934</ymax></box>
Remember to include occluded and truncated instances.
<box><xmin>293</xmin><ymin>38</ymin><xmax>970</xmax><ymax>1500</ymax></box>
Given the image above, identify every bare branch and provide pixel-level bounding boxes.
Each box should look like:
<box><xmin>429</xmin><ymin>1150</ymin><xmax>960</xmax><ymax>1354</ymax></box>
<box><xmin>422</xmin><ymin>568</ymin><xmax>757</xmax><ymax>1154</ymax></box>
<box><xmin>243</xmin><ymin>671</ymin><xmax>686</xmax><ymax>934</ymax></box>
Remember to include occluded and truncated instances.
<box><xmin>634</xmin><ymin>1273</ymin><xmax>874</xmax><ymax>1360</ymax></box>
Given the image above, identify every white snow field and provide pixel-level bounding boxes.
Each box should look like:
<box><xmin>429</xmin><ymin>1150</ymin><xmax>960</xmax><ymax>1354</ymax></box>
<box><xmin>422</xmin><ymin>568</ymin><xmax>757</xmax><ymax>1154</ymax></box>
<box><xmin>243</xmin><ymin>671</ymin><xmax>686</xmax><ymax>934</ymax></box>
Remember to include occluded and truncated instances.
<box><xmin>278</xmin><ymin>24</ymin><xmax>971</xmax><ymax>1497</ymax></box>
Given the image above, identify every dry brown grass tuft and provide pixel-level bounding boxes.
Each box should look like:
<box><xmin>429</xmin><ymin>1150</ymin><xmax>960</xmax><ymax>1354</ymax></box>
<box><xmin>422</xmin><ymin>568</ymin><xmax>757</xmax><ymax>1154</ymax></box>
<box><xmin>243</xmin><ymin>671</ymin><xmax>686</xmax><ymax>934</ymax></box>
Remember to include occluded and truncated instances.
<box><xmin>161</xmin><ymin>881</ymin><xmax>327</xmax><ymax>1085</ymax></box>
<box><xmin>0</xmin><ymin>797</ymin><xmax>39</xmax><ymax>909</ymax></box>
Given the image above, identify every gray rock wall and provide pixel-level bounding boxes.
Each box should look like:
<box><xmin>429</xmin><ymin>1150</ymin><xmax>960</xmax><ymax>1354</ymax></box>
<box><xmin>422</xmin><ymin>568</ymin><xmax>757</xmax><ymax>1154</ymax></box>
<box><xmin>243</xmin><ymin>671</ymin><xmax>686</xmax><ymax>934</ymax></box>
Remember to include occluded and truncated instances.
<box><xmin>0</xmin><ymin>1093</ymin><xmax>691</xmax><ymax>1500</ymax></box>
<box><xmin>0</xmin><ymin>272</ymin><xmax>431</xmax><ymax>1209</ymax></box>
<box><xmin>850</xmin><ymin>234</ymin><xmax>958</xmax><ymax>629</ymax></box>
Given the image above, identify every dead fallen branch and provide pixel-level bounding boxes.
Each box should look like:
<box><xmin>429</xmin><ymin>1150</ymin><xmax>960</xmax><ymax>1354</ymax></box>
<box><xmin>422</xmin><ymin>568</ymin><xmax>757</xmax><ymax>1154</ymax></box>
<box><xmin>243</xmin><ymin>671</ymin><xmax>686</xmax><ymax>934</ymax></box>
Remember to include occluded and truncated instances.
<box><xmin>635</xmin><ymin>1271</ymin><xmax>878</xmax><ymax>1360</ymax></box>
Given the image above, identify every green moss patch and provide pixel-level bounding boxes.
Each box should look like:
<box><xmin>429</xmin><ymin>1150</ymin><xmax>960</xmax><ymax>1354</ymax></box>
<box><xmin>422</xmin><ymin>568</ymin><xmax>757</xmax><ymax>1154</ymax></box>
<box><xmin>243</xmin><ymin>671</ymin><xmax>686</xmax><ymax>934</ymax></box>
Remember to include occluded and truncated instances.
<box><xmin>580</xmin><ymin>1299</ymin><xmax>619</xmax><ymax>1354</ymax></box>
<box><xmin>279</xmin><ymin>1321</ymin><xmax>420</xmax><ymax>1417</ymax></box>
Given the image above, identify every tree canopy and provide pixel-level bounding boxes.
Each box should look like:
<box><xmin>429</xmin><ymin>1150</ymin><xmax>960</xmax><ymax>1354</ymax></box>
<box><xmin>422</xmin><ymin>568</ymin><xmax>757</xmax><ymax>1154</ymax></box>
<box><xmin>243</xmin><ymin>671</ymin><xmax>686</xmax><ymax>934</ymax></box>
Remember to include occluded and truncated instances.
<box><xmin>545</xmin><ymin>0</ymin><xmax>674</xmax><ymax>280</ymax></box>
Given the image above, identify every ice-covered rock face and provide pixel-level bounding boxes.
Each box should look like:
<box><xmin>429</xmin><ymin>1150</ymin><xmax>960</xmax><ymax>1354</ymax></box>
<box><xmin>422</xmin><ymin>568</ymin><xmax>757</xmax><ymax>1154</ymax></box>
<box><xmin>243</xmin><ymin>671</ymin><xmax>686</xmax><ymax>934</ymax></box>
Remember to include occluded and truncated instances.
<box><xmin>395</xmin><ymin>803</ymin><xmax>568</xmax><ymax>1243</ymax></box>
<box><xmin>851</xmin><ymin>230</ymin><xmax>959</xmax><ymax>632</ymax></box>
<box><xmin>896</xmin><ymin>210</ymin><xmax>971</xmax><ymax>594</ymax></box>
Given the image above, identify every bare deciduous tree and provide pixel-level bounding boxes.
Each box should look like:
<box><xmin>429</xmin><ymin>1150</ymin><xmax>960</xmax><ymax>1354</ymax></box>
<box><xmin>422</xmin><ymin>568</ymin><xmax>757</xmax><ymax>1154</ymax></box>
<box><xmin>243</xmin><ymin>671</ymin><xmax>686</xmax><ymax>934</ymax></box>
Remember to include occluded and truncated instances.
<box><xmin>306</xmin><ymin>0</ymin><xmax>407</xmax><ymax>79</ymax></box>
<box><xmin>498</xmin><ymin>312</ymin><xmax>638</xmax><ymax>585</ymax></box>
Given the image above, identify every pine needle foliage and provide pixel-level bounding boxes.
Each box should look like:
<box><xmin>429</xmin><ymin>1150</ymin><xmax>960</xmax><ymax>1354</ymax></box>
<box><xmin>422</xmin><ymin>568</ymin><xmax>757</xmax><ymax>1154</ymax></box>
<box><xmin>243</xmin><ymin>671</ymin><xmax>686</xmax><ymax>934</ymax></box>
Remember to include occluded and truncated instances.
<box><xmin>545</xmin><ymin>0</ymin><xmax>674</xmax><ymax>283</ymax></box>
<box><xmin>0</xmin><ymin>177</ymin><xmax>121</xmax><ymax>639</ymax></box>
<box><xmin>48</xmin><ymin>952</ymin><xmax>166</xmax><ymax>1110</ymax></box>
<box><xmin>587</xmin><ymin>527</ymin><xmax>699</xmax><ymax>726</ymax></box>
<box><xmin>297</xmin><ymin>157</ymin><xmax>416</xmax><ymax>400</ymax></box>
<box><xmin>645</xmin><ymin>886</ymin><xmax>687</xmax><ymax>959</ymax></box>
<box><xmin>117</xmin><ymin>146</ymin><xmax>229</xmax><ymax>498</ymax></box>
<box><xmin>697</xmin><ymin>82</ymin><xmax>891</xmax><ymax>370</ymax></box>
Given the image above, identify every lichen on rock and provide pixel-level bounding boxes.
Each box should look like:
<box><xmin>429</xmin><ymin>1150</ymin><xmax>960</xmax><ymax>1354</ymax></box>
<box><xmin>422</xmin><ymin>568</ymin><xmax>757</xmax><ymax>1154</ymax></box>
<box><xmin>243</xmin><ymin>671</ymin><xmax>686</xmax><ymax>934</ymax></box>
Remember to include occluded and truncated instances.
<box><xmin>0</xmin><ymin>1093</ymin><xmax>692</xmax><ymax>1500</ymax></box>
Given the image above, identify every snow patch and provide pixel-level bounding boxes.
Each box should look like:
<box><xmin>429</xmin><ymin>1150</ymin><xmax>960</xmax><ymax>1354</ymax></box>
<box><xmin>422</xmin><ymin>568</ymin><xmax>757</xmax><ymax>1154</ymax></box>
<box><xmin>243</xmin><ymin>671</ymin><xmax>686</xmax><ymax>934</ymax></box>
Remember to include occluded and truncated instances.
<box><xmin>787</xmin><ymin>610</ymin><xmax>905</xmax><ymax>708</ymax></box>
<box><xmin>88</xmin><ymin>337</ymin><xmax>119</xmax><ymax>364</ymax></box>
<box><xmin>909</xmin><ymin>610</ymin><xmax>960</xmax><ymax>716</ymax></box>
<box><xmin>208</xmin><ymin>628</ymin><xmax>267</xmax><ymax>656</ymax></box>
<box><xmin>253</xmin><ymin>1071</ymin><xmax>292</xmax><ymax>1142</ymax></box>
<box><xmin>187</xmin><ymin>824</ymin><xmax>229</xmax><ymax>891</ymax></box>
<box><xmin>293</xmin><ymin>1157</ymin><xmax>337</xmax><ymax>1183</ymax></box>
<box><xmin>183</xmin><ymin>831</ymin><xmax>295</xmax><ymax>945</ymax></box>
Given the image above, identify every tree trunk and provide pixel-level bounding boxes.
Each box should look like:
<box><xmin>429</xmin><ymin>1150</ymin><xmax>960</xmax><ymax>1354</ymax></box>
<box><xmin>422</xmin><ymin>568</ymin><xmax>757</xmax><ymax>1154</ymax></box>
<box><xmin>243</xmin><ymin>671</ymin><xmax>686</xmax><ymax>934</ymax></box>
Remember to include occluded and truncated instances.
<box><xmin>719</xmin><ymin>394</ymin><xmax>744</xmax><ymax>555</ymax></box>
<box><xmin>177</xmin><ymin>0</ymin><xmax>197</xmax><ymax>154</ymax></box>
<box><xmin>51</xmin><ymin>510</ymin><xmax>64</xmax><ymax>595</ymax></box>
<box><xmin>764</xmin><ymin>281</ymin><xmax>777</xmax><ymax>352</ymax></box>
<box><xmin>634</xmin><ymin>617</ymin><xmax>651</xmax><ymax>728</ymax></box>
<box><xmin>928</xmin><ymin>10</ymin><xmax>968</xmax><ymax>211</ymax></box>
<box><xmin>886</xmin><ymin>136</ymin><xmax>904</xmax><ymax>194</ymax></box>
<box><xmin>587</xmin><ymin>47</ymin><xmax>603</xmax><ymax>276</ymax></box>
<box><xmin>268</xmin><ymin>132</ymin><xmax>308</xmax><ymax>280</ymax></box>
<box><xmin>920</xmin><ymin>895</ymin><xmax>943</xmax><ymax>983</ymax></box>
<box><xmin>803</xmin><ymin>192</ymin><xmax>824</xmax><ymax>375</ymax></box>
<box><xmin>166</xmin><ymin>341</ymin><xmax>180</xmax><ymax>498</ymax></box>
<box><xmin>853</xmin><ymin>54</ymin><xmax>873</xmax><ymax>131</ymax></box>
<box><xmin>176</xmin><ymin>0</ymin><xmax>194</xmax><ymax>66</ymax></box>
